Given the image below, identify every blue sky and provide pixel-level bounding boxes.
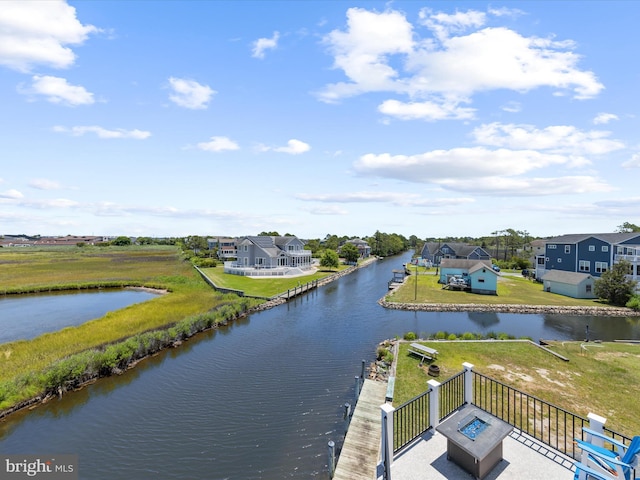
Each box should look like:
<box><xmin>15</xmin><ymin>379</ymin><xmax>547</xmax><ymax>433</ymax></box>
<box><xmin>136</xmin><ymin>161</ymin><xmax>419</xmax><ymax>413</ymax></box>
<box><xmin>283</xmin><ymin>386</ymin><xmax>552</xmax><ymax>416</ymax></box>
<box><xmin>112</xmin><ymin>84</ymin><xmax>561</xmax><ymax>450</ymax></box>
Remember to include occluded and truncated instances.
<box><xmin>1</xmin><ymin>1</ymin><xmax>639</xmax><ymax>240</ymax></box>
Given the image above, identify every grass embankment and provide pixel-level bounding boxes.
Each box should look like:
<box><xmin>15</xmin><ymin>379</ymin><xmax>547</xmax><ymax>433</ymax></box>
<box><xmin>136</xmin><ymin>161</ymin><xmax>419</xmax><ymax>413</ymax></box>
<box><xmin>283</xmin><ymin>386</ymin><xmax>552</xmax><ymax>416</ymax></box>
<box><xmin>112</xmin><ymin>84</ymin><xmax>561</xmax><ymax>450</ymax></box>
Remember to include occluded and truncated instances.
<box><xmin>201</xmin><ymin>263</ymin><xmax>351</xmax><ymax>297</ymax></box>
<box><xmin>394</xmin><ymin>340</ymin><xmax>640</xmax><ymax>435</ymax></box>
<box><xmin>387</xmin><ymin>270</ymin><xmax>615</xmax><ymax>308</ymax></box>
<box><xmin>0</xmin><ymin>246</ymin><xmax>262</xmax><ymax>412</ymax></box>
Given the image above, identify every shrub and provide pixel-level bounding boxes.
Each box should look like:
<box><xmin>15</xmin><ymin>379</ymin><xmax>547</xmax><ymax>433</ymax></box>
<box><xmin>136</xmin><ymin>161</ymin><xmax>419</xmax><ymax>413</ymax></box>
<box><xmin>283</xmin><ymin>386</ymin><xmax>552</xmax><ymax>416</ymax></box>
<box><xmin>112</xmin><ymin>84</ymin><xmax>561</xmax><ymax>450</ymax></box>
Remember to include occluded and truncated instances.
<box><xmin>376</xmin><ymin>346</ymin><xmax>387</xmax><ymax>360</ymax></box>
<box><xmin>383</xmin><ymin>351</ymin><xmax>394</xmax><ymax>364</ymax></box>
<box><xmin>435</xmin><ymin>331</ymin><xmax>446</xmax><ymax>340</ymax></box>
<box><xmin>462</xmin><ymin>332</ymin><xmax>476</xmax><ymax>340</ymax></box>
<box><xmin>627</xmin><ymin>295</ymin><xmax>640</xmax><ymax>311</ymax></box>
<box><xmin>447</xmin><ymin>333</ymin><xmax>457</xmax><ymax>340</ymax></box>
<box><xmin>403</xmin><ymin>331</ymin><xmax>417</xmax><ymax>341</ymax></box>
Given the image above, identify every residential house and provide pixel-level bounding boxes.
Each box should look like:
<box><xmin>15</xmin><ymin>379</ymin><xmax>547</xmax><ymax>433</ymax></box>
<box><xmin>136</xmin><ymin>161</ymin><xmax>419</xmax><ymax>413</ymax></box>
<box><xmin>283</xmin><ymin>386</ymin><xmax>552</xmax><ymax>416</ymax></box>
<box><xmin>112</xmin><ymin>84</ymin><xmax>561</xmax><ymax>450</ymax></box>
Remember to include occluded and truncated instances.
<box><xmin>439</xmin><ymin>259</ymin><xmax>498</xmax><ymax>295</ymax></box>
<box><xmin>340</xmin><ymin>238</ymin><xmax>371</xmax><ymax>258</ymax></box>
<box><xmin>226</xmin><ymin>235</ymin><xmax>312</xmax><ymax>276</ymax></box>
<box><xmin>536</xmin><ymin>233</ymin><xmax>640</xmax><ymax>290</ymax></box>
<box><xmin>421</xmin><ymin>242</ymin><xmax>491</xmax><ymax>266</ymax></box>
<box><xmin>207</xmin><ymin>237</ymin><xmax>237</xmax><ymax>260</ymax></box>
<box><xmin>541</xmin><ymin>270</ymin><xmax>597</xmax><ymax>299</ymax></box>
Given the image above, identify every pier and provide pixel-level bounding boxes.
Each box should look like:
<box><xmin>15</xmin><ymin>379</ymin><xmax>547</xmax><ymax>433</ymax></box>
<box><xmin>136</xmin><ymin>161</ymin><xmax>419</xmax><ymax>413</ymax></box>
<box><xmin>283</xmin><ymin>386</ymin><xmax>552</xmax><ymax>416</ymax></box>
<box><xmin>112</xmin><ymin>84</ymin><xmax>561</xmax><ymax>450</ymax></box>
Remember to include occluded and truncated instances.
<box><xmin>333</xmin><ymin>379</ymin><xmax>388</xmax><ymax>480</ymax></box>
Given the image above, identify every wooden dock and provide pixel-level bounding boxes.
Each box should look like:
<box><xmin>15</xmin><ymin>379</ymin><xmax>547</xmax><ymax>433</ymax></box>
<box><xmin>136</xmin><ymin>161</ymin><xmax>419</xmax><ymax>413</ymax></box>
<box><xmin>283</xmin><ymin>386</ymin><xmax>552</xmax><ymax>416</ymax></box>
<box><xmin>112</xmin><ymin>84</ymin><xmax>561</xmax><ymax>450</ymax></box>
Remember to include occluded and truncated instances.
<box><xmin>333</xmin><ymin>379</ymin><xmax>388</xmax><ymax>480</ymax></box>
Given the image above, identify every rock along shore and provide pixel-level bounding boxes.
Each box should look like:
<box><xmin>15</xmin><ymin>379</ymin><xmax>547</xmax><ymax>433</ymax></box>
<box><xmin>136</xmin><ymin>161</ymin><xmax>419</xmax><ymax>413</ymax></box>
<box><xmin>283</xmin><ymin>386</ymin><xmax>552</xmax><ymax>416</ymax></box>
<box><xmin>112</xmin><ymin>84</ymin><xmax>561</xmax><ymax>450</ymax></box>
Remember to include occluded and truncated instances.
<box><xmin>378</xmin><ymin>298</ymin><xmax>640</xmax><ymax>317</ymax></box>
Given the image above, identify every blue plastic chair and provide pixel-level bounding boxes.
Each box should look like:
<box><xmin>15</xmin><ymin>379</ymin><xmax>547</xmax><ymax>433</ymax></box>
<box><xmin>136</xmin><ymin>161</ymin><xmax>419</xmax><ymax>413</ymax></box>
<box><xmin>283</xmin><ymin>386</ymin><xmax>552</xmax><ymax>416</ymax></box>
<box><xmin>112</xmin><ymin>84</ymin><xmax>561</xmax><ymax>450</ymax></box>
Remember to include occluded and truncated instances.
<box><xmin>574</xmin><ymin>428</ymin><xmax>640</xmax><ymax>480</ymax></box>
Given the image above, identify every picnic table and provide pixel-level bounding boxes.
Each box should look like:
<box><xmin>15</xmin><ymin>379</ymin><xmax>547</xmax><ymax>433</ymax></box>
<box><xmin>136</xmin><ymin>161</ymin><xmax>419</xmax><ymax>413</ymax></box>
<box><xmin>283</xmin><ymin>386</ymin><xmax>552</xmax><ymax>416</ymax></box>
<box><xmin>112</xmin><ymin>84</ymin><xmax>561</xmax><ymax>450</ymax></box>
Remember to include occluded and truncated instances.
<box><xmin>408</xmin><ymin>343</ymin><xmax>438</xmax><ymax>364</ymax></box>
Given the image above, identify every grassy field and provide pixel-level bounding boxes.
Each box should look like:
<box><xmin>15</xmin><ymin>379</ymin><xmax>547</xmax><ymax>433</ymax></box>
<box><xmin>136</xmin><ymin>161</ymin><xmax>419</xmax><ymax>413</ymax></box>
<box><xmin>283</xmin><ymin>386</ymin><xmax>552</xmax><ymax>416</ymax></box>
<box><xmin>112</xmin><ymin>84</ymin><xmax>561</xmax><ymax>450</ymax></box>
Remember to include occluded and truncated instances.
<box><xmin>393</xmin><ymin>340</ymin><xmax>640</xmax><ymax>436</ymax></box>
<box><xmin>387</xmin><ymin>269</ymin><xmax>616</xmax><ymax>307</ymax></box>
<box><xmin>201</xmin><ymin>263</ymin><xmax>351</xmax><ymax>297</ymax></box>
<box><xmin>0</xmin><ymin>246</ymin><xmax>256</xmax><ymax>408</ymax></box>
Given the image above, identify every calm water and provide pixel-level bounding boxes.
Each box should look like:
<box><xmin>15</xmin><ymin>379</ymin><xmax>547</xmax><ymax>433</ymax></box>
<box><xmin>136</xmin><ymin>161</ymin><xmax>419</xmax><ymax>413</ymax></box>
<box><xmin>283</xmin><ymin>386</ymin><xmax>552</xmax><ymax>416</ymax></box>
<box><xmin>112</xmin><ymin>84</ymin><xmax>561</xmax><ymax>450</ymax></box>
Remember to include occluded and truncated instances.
<box><xmin>0</xmin><ymin>289</ymin><xmax>159</xmax><ymax>343</ymax></box>
<box><xmin>0</xmin><ymin>252</ymin><xmax>638</xmax><ymax>479</ymax></box>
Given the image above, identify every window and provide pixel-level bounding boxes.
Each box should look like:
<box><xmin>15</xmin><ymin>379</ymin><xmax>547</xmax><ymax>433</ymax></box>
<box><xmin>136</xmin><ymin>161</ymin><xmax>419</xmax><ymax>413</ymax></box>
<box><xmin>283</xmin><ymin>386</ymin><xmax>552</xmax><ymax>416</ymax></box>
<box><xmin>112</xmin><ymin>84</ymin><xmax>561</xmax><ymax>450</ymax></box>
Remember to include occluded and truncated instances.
<box><xmin>595</xmin><ymin>262</ymin><xmax>608</xmax><ymax>273</ymax></box>
<box><xmin>586</xmin><ymin>285</ymin><xmax>592</xmax><ymax>293</ymax></box>
<box><xmin>602</xmin><ymin>245</ymin><xmax>609</xmax><ymax>252</ymax></box>
<box><xmin>537</xmin><ymin>257</ymin><xmax>545</xmax><ymax>265</ymax></box>
<box><xmin>548</xmin><ymin>244</ymin><xmax>557</xmax><ymax>249</ymax></box>
<box><xmin>243</xmin><ymin>245</ymin><xmax>248</xmax><ymax>252</ymax></box>
<box><xmin>478</xmin><ymin>278</ymin><xmax>485</xmax><ymax>283</ymax></box>
<box><xmin>565</xmin><ymin>245</ymin><xmax>571</xmax><ymax>254</ymax></box>
<box><xmin>557</xmin><ymin>258</ymin><xmax>562</xmax><ymax>263</ymax></box>
<box><xmin>589</xmin><ymin>245</ymin><xmax>595</xmax><ymax>252</ymax></box>
<box><xmin>579</xmin><ymin>260</ymin><xmax>590</xmax><ymax>272</ymax></box>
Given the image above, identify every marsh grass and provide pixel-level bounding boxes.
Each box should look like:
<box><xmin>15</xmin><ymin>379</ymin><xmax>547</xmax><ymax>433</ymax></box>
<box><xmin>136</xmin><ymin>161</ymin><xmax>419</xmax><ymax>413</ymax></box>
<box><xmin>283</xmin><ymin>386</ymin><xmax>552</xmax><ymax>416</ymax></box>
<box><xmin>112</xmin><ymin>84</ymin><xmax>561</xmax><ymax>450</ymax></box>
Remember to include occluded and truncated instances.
<box><xmin>0</xmin><ymin>246</ymin><xmax>262</xmax><ymax>412</ymax></box>
<box><xmin>394</xmin><ymin>339</ymin><xmax>640</xmax><ymax>436</ymax></box>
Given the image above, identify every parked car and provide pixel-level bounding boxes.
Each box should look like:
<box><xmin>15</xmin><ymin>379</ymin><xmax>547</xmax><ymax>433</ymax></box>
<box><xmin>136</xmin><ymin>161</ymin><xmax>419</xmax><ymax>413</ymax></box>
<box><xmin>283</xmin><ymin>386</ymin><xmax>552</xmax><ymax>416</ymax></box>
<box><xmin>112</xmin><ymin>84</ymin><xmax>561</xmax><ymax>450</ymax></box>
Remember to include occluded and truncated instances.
<box><xmin>492</xmin><ymin>264</ymin><xmax>501</xmax><ymax>272</ymax></box>
<box><xmin>522</xmin><ymin>269</ymin><xmax>530</xmax><ymax>277</ymax></box>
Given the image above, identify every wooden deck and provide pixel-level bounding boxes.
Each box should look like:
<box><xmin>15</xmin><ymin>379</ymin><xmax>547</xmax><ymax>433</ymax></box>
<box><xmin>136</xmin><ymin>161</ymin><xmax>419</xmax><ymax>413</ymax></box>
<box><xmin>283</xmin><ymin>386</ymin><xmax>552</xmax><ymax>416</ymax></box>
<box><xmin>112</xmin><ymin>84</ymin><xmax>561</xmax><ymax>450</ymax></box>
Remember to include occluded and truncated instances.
<box><xmin>333</xmin><ymin>379</ymin><xmax>388</xmax><ymax>480</ymax></box>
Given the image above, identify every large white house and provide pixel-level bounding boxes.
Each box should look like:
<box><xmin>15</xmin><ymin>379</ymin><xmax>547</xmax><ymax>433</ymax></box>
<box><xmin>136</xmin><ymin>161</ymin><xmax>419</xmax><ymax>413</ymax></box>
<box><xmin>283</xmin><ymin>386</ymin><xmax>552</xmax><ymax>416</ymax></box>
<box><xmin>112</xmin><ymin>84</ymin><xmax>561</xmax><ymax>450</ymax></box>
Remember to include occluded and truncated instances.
<box><xmin>224</xmin><ymin>236</ymin><xmax>313</xmax><ymax>277</ymax></box>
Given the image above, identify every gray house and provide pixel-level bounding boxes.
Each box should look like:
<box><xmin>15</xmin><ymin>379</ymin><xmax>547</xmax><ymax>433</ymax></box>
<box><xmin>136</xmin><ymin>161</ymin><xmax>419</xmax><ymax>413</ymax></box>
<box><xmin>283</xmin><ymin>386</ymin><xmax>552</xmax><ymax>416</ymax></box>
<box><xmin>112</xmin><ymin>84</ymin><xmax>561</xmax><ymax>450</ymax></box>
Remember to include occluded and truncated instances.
<box><xmin>541</xmin><ymin>270</ymin><xmax>597</xmax><ymax>299</ymax></box>
<box><xmin>226</xmin><ymin>236</ymin><xmax>312</xmax><ymax>276</ymax></box>
<box><xmin>421</xmin><ymin>242</ymin><xmax>491</xmax><ymax>266</ymax></box>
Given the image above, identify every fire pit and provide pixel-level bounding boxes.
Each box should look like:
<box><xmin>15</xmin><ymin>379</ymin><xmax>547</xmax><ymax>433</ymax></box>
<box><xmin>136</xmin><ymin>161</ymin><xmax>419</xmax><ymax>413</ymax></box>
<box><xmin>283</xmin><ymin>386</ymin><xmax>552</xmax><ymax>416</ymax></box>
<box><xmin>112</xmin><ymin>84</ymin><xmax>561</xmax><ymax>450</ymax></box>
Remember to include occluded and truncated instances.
<box><xmin>428</xmin><ymin>364</ymin><xmax>440</xmax><ymax>377</ymax></box>
<box><xmin>436</xmin><ymin>405</ymin><xmax>513</xmax><ymax>479</ymax></box>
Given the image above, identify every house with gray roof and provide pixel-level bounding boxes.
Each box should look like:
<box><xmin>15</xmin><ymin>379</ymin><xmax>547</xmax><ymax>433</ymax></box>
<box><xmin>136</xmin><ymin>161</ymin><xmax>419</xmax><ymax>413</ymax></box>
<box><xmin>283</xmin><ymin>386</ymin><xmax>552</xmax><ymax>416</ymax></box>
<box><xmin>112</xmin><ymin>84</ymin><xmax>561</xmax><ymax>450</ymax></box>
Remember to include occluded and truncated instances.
<box><xmin>340</xmin><ymin>238</ymin><xmax>371</xmax><ymax>258</ymax></box>
<box><xmin>225</xmin><ymin>235</ymin><xmax>313</xmax><ymax>276</ymax></box>
<box><xmin>439</xmin><ymin>259</ymin><xmax>498</xmax><ymax>295</ymax></box>
<box><xmin>536</xmin><ymin>232</ymin><xmax>640</xmax><ymax>291</ymax></box>
<box><xmin>421</xmin><ymin>242</ymin><xmax>491</xmax><ymax>266</ymax></box>
<box><xmin>541</xmin><ymin>270</ymin><xmax>597</xmax><ymax>299</ymax></box>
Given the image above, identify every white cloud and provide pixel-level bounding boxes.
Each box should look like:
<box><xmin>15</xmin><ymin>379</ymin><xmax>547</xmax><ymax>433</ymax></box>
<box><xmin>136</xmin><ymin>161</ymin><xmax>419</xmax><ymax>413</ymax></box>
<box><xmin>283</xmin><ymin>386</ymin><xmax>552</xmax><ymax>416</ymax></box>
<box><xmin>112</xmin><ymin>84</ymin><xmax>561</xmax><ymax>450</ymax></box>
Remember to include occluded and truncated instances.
<box><xmin>318</xmin><ymin>8</ymin><xmax>415</xmax><ymax>103</ymax></box>
<box><xmin>378</xmin><ymin>98</ymin><xmax>475</xmax><ymax>121</ymax></box>
<box><xmin>273</xmin><ymin>139</ymin><xmax>311</xmax><ymax>154</ymax></box>
<box><xmin>472</xmin><ymin>123</ymin><xmax>625</xmax><ymax>155</ymax></box>
<box><xmin>197</xmin><ymin>136</ymin><xmax>240</xmax><ymax>152</ymax></box>
<box><xmin>0</xmin><ymin>189</ymin><xmax>24</xmax><ymax>199</ymax></box>
<box><xmin>168</xmin><ymin>77</ymin><xmax>215</xmax><ymax>109</ymax></box>
<box><xmin>20</xmin><ymin>75</ymin><xmax>94</xmax><ymax>106</ymax></box>
<box><xmin>252</xmin><ymin>31</ymin><xmax>280</xmax><ymax>59</ymax></box>
<box><xmin>622</xmin><ymin>153</ymin><xmax>640</xmax><ymax>168</ymax></box>
<box><xmin>29</xmin><ymin>178</ymin><xmax>62</xmax><ymax>190</ymax></box>
<box><xmin>21</xmin><ymin>198</ymin><xmax>79</xmax><ymax>209</ymax></box>
<box><xmin>354</xmin><ymin>147</ymin><xmax>569</xmax><ymax>182</ymax></box>
<box><xmin>437</xmin><ymin>176</ymin><xmax>613</xmax><ymax>196</ymax></box>
<box><xmin>295</xmin><ymin>191</ymin><xmax>474</xmax><ymax>207</ymax></box>
<box><xmin>303</xmin><ymin>205</ymin><xmax>349</xmax><ymax>215</ymax></box>
<box><xmin>501</xmin><ymin>101</ymin><xmax>521</xmax><ymax>113</ymax></box>
<box><xmin>318</xmin><ymin>7</ymin><xmax>603</xmax><ymax>114</ymax></box>
<box><xmin>593</xmin><ymin>112</ymin><xmax>619</xmax><ymax>125</ymax></box>
<box><xmin>53</xmin><ymin>125</ymin><xmax>151</xmax><ymax>139</ymax></box>
<box><xmin>0</xmin><ymin>0</ymin><xmax>98</xmax><ymax>72</ymax></box>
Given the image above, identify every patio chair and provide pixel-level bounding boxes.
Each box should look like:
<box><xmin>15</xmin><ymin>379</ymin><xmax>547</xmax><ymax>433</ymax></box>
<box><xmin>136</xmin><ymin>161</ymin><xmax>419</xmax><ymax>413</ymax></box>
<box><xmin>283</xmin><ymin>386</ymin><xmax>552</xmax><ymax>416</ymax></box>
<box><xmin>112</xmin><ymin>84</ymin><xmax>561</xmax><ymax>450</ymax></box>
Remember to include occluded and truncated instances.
<box><xmin>573</xmin><ymin>428</ymin><xmax>640</xmax><ymax>480</ymax></box>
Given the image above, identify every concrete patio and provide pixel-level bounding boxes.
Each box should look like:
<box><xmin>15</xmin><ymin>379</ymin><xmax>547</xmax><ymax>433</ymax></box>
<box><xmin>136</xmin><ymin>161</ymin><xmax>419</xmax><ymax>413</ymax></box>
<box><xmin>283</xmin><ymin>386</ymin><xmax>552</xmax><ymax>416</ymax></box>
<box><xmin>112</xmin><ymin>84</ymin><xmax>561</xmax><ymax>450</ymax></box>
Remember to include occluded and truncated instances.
<box><xmin>382</xmin><ymin>427</ymin><xmax>576</xmax><ymax>480</ymax></box>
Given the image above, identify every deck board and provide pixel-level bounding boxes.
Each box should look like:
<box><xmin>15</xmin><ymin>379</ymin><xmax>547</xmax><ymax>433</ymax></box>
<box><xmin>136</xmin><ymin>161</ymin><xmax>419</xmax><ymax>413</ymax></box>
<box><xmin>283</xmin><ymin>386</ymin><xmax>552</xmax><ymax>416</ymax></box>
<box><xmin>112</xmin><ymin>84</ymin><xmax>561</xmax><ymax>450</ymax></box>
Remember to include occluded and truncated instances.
<box><xmin>333</xmin><ymin>379</ymin><xmax>387</xmax><ymax>480</ymax></box>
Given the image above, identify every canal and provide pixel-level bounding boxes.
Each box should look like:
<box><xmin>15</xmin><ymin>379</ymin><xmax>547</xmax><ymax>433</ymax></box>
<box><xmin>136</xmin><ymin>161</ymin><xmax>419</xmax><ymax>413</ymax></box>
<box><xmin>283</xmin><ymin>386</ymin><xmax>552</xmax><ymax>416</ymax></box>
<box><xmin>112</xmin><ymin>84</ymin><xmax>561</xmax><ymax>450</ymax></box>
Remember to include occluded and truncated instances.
<box><xmin>1</xmin><ymin>251</ymin><xmax>639</xmax><ymax>479</ymax></box>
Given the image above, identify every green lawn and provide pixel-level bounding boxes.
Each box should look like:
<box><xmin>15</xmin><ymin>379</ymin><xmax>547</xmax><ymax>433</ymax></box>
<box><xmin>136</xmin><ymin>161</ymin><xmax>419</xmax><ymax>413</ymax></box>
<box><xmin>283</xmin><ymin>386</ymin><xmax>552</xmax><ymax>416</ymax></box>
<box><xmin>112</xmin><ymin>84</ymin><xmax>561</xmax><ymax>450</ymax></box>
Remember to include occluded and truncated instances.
<box><xmin>200</xmin><ymin>263</ymin><xmax>351</xmax><ymax>297</ymax></box>
<box><xmin>394</xmin><ymin>340</ymin><xmax>640</xmax><ymax>437</ymax></box>
<box><xmin>387</xmin><ymin>269</ymin><xmax>615</xmax><ymax>308</ymax></box>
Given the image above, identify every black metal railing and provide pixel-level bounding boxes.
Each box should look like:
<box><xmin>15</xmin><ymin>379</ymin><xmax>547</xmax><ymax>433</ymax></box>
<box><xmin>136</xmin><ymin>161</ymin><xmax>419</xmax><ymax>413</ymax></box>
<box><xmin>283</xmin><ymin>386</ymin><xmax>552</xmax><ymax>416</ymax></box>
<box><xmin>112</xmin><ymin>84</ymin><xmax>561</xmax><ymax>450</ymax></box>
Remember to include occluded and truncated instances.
<box><xmin>473</xmin><ymin>371</ymin><xmax>591</xmax><ymax>458</ymax></box>
<box><xmin>439</xmin><ymin>370</ymin><xmax>465</xmax><ymax>421</ymax></box>
<box><xmin>603</xmin><ymin>425</ymin><xmax>633</xmax><ymax>447</ymax></box>
<box><xmin>392</xmin><ymin>389</ymin><xmax>431</xmax><ymax>453</ymax></box>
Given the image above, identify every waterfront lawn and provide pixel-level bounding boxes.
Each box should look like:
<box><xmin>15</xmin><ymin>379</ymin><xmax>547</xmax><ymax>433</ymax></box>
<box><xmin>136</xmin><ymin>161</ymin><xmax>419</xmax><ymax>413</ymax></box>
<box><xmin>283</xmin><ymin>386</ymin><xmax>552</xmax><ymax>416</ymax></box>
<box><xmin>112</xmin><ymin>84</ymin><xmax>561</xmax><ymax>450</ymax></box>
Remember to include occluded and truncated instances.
<box><xmin>200</xmin><ymin>264</ymin><xmax>351</xmax><ymax>297</ymax></box>
<box><xmin>394</xmin><ymin>340</ymin><xmax>640</xmax><ymax>436</ymax></box>
<box><xmin>387</xmin><ymin>270</ymin><xmax>613</xmax><ymax>308</ymax></box>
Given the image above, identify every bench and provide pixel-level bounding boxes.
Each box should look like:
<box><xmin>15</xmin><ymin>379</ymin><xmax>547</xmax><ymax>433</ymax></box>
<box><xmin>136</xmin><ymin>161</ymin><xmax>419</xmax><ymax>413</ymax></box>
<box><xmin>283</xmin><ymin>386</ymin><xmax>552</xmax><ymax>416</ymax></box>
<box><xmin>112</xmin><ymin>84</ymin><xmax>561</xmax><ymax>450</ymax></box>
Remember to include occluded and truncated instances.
<box><xmin>385</xmin><ymin>376</ymin><xmax>395</xmax><ymax>402</ymax></box>
<box><xmin>408</xmin><ymin>343</ymin><xmax>438</xmax><ymax>364</ymax></box>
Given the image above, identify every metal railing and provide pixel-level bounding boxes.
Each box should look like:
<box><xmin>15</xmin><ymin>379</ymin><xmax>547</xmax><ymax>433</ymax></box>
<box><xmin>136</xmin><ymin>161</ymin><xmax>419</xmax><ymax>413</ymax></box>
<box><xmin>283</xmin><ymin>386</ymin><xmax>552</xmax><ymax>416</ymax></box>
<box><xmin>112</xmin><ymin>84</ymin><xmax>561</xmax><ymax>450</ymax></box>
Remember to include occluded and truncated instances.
<box><xmin>473</xmin><ymin>371</ymin><xmax>591</xmax><ymax>458</ymax></box>
<box><xmin>439</xmin><ymin>370</ymin><xmax>465</xmax><ymax>421</ymax></box>
<box><xmin>392</xmin><ymin>389</ymin><xmax>431</xmax><ymax>453</ymax></box>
